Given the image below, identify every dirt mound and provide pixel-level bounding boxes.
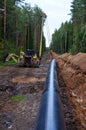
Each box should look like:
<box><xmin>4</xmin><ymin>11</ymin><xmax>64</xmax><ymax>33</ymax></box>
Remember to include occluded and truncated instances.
<box><xmin>52</xmin><ymin>52</ymin><xmax>86</xmax><ymax>129</ymax></box>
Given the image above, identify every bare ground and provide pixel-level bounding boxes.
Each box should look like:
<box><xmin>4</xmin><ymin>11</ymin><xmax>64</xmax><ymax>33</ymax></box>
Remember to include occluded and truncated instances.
<box><xmin>0</xmin><ymin>52</ymin><xmax>51</xmax><ymax>130</ymax></box>
<box><xmin>0</xmin><ymin>51</ymin><xmax>86</xmax><ymax>130</ymax></box>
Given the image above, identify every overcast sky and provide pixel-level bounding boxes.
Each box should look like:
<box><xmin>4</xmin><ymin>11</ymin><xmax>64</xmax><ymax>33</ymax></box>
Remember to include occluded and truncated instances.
<box><xmin>25</xmin><ymin>0</ymin><xmax>73</xmax><ymax>47</ymax></box>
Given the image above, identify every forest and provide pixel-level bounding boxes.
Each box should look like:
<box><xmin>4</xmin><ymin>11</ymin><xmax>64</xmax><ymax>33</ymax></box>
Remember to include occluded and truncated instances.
<box><xmin>50</xmin><ymin>0</ymin><xmax>86</xmax><ymax>54</ymax></box>
<box><xmin>0</xmin><ymin>0</ymin><xmax>86</xmax><ymax>62</ymax></box>
<box><xmin>0</xmin><ymin>0</ymin><xmax>46</xmax><ymax>61</ymax></box>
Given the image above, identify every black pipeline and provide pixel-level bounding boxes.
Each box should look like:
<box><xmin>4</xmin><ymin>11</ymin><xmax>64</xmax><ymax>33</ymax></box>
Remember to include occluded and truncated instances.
<box><xmin>35</xmin><ymin>59</ymin><xmax>66</xmax><ymax>130</ymax></box>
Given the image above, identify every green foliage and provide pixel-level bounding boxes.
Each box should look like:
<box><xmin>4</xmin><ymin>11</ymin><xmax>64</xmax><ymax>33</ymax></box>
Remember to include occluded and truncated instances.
<box><xmin>0</xmin><ymin>39</ymin><xmax>23</xmax><ymax>61</ymax></box>
<box><xmin>0</xmin><ymin>40</ymin><xmax>4</xmax><ymax>61</ymax></box>
<box><xmin>50</xmin><ymin>21</ymin><xmax>73</xmax><ymax>54</ymax></box>
<box><xmin>2</xmin><ymin>61</ymin><xmax>16</xmax><ymax>66</ymax></box>
<box><xmin>0</xmin><ymin>61</ymin><xmax>16</xmax><ymax>70</ymax></box>
<box><xmin>42</xmin><ymin>34</ymin><xmax>46</xmax><ymax>55</ymax></box>
<box><xmin>70</xmin><ymin>0</ymin><xmax>86</xmax><ymax>54</ymax></box>
<box><xmin>69</xmin><ymin>44</ymin><xmax>77</xmax><ymax>54</ymax></box>
<box><xmin>50</xmin><ymin>0</ymin><xmax>86</xmax><ymax>54</ymax></box>
<box><xmin>11</xmin><ymin>95</ymin><xmax>26</xmax><ymax>101</ymax></box>
<box><xmin>0</xmin><ymin>0</ymin><xmax>46</xmax><ymax>61</ymax></box>
<box><xmin>6</xmin><ymin>41</ymin><xmax>16</xmax><ymax>53</ymax></box>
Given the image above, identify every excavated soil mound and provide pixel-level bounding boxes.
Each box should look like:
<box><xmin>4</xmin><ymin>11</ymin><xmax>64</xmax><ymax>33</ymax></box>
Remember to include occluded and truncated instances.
<box><xmin>52</xmin><ymin>52</ymin><xmax>86</xmax><ymax>129</ymax></box>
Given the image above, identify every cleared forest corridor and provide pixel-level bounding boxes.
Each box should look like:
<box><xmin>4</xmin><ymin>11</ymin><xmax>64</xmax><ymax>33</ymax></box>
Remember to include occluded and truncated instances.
<box><xmin>0</xmin><ymin>0</ymin><xmax>86</xmax><ymax>129</ymax></box>
<box><xmin>0</xmin><ymin>51</ymin><xmax>86</xmax><ymax>130</ymax></box>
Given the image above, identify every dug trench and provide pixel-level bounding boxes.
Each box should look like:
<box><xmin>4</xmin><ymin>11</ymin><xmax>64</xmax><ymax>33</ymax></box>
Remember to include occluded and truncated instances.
<box><xmin>52</xmin><ymin>51</ymin><xmax>86</xmax><ymax>130</ymax></box>
<box><xmin>0</xmin><ymin>51</ymin><xmax>86</xmax><ymax>130</ymax></box>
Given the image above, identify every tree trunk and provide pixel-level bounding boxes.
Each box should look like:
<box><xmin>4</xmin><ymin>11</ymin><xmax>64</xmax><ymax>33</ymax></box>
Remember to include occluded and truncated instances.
<box><xmin>15</xmin><ymin>16</ymin><xmax>18</xmax><ymax>53</ymax></box>
<box><xmin>34</xmin><ymin>17</ymin><xmax>37</xmax><ymax>51</ymax></box>
<box><xmin>39</xmin><ymin>17</ymin><xmax>43</xmax><ymax>58</ymax></box>
<box><xmin>65</xmin><ymin>31</ymin><xmax>67</xmax><ymax>52</ymax></box>
<box><xmin>4</xmin><ymin>0</ymin><xmax>7</xmax><ymax>54</ymax></box>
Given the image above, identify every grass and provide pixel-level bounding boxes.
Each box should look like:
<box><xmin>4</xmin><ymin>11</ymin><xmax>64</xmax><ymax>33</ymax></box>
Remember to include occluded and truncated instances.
<box><xmin>11</xmin><ymin>95</ymin><xmax>26</xmax><ymax>101</ymax></box>
<box><xmin>2</xmin><ymin>60</ymin><xmax>16</xmax><ymax>66</ymax></box>
<box><xmin>0</xmin><ymin>61</ymin><xmax>16</xmax><ymax>70</ymax></box>
<box><xmin>0</xmin><ymin>66</ymin><xmax>5</xmax><ymax>70</ymax></box>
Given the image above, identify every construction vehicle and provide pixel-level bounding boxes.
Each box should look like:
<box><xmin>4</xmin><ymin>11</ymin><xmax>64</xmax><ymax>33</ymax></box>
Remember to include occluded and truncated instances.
<box><xmin>19</xmin><ymin>49</ymin><xmax>40</xmax><ymax>67</ymax></box>
<box><xmin>5</xmin><ymin>49</ymin><xmax>40</xmax><ymax>67</ymax></box>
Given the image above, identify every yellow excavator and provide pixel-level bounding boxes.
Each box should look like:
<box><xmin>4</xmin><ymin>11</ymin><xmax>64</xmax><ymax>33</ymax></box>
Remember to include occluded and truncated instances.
<box><xmin>5</xmin><ymin>49</ymin><xmax>40</xmax><ymax>67</ymax></box>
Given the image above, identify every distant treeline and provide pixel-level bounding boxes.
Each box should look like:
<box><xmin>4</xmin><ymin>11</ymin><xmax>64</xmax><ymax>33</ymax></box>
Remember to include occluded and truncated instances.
<box><xmin>0</xmin><ymin>0</ymin><xmax>46</xmax><ymax>61</ymax></box>
<box><xmin>50</xmin><ymin>0</ymin><xmax>86</xmax><ymax>54</ymax></box>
